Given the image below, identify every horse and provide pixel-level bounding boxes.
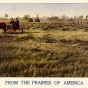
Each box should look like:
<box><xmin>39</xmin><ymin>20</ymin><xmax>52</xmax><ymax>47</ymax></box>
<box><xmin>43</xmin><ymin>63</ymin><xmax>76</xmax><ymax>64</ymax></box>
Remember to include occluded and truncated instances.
<box><xmin>0</xmin><ymin>22</ymin><xmax>7</xmax><ymax>33</ymax></box>
<box><xmin>13</xmin><ymin>25</ymin><xmax>23</xmax><ymax>32</ymax></box>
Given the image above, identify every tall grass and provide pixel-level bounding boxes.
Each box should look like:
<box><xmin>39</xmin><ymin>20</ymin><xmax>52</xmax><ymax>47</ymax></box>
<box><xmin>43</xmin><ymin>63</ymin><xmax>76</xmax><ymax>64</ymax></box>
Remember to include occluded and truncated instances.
<box><xmin>0</xmin><ymin>22</ymin><xmax>88</xmax><ymax>77</ymax></box>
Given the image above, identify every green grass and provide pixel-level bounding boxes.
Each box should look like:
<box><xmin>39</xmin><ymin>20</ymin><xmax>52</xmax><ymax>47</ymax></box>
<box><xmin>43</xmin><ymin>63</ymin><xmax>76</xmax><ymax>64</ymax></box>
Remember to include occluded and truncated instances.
<box><xmin>0</xmin><ymin>22</ymin><xmax>88</xmax><ymax>77</ymax></box>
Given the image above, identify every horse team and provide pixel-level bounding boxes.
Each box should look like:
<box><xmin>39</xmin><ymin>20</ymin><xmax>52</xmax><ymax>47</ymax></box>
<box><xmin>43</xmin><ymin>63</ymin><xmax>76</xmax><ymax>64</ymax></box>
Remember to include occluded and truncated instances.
<box><xmin>0</xmin><ymin>18</ymin><xmax>23</xmax><ymax>33</ymax></box>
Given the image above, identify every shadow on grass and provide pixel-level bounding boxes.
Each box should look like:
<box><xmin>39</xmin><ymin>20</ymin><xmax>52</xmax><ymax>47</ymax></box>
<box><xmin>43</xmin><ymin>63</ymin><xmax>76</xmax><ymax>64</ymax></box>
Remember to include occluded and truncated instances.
<box><xmin>5</xmin><ymin>31</ymin><xmax>42</xmax><ymax>35</ymax></box>
<box><xmin>1</xmin><ymin>31</ymin><xmax>37</xmax><ymax>42</ymax></box>
<box><xmin>0</xmin><ymin>34</ymin><xmax>18</xmax><ymax>43</ymax></box>
<box><xmin>24</xmin><ymin>31</ymin><xmax>42</xmax><ymax>34</ymax></box>
<box><xmin>16</xmin><ymin>34</ymin><xmax>35</xmax><ymax>42</ymax></box>
<box><xmin>5</xmin><ymin>31</ymin><xmax>25</xmax><ymax>34</ymax></box>
<box><xmin>60</xmin><ymin>38</ymin><xmax>88</xmax><ymax>45</ymax></box>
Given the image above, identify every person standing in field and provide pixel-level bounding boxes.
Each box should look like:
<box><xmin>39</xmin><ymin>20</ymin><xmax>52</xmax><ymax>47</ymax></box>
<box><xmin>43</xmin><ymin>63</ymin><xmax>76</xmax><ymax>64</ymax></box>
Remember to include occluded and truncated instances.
<box><xmin>15</xmin><ymin>18</ymin><xmax>19</xmax><ymax>29</ymax></box>
<box><xmin>10</xmin><ymin>18</ymin><xmax>14</xmax><ymax>28</ymax></box>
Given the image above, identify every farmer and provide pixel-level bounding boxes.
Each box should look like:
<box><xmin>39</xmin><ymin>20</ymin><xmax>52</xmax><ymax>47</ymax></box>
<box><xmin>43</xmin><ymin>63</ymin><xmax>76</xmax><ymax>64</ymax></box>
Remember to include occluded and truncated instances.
<box><xmin>10</xmin><ymin>18</ymin><xmax>14</xmax><ymax>28</ymax></box>
<box><xmin>15</xmin><ymin>18</ymin><xmax>19</xmax><ymax>29</ymax></box>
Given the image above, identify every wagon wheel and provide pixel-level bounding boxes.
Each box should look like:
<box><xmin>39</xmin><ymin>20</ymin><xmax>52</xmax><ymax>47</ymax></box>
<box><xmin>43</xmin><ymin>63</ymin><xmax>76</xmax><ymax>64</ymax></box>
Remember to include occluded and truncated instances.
<box><xmin>7</xmin><ymin>25</ymin><xmax>14</xmax><ymax>32</ymax></box>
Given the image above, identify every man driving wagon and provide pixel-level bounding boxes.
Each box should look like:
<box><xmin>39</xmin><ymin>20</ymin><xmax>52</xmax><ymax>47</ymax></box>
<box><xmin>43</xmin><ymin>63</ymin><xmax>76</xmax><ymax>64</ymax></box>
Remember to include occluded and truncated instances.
<box><xmin>10</xmin><ymin>18</ymin><xmax>14</xmax><ymax>28</ymax></box>
<box><xmin>8</xmin><ymin>18</ymin><xmax>23</xmax><ymax>32</ymax></box>
<box><xmin>10</xmin><ymin>18</ymin><xmax>19</xmax><ymax>29</ymax></box>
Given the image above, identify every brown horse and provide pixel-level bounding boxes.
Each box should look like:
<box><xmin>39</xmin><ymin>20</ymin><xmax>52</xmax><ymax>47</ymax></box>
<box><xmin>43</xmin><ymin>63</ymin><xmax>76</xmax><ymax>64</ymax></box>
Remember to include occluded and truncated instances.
<box><xmin>0</xmin><ymin>22</ymin><xmax>7</xmax><ymax>33</ymax></box>
<box><xmin>13</xmin><ymin>25</ymin><xmax>23</xmax><ymax>32</ymax></box>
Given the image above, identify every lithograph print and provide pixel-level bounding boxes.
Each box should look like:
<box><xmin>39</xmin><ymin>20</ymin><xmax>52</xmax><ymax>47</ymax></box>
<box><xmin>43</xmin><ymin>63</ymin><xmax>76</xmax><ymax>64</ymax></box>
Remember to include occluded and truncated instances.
<box><xmin>0</xmin><ymin>3</ymin><xmax>88</xmax><ymax>77</ymax></box>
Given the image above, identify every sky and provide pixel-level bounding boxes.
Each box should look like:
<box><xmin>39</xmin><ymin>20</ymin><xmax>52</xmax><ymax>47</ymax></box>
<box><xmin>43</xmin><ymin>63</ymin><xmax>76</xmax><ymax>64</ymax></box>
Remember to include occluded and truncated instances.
<box><xmin>0</xmin><ymin>3</ymin><xmax>88</xmax><ymax>18</ymax></box>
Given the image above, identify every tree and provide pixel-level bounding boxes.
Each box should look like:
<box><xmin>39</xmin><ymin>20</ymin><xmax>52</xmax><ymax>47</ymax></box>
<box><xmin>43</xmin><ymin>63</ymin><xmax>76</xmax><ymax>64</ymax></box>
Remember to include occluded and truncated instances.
<box><xmin>23</xmin><ymin>15</ymin><xmax>29</xmax><ymax>20</ymax></box>
<box><xmin>78</xmin><ymin>15</ymin><xmax>83</xmax><ymax>21</ymax></box>
<box><xmin>79</xmin><ymin>15</ymin><xmax>83</xmax><ymax>23</ymax></box>
<box><xmin>4</xmin><ymin>13</ymin><xmax>9</xmax><ymax>19</ymax></box>
<box><xmin>77</xmin><ymin>16</ymin><xmax>80</xmax><ymax>23</ymax></box>
<box><xmin>53</xmin><ymin>16</ymin><xmax>58</xmax><ymax>20</ymax></box>
<box><xmin>86</xmin><ymin>15</ymin><xmax>88</xmax><ymax>20</ymax></box>
<box><xmin>74</xmin><ymin>15</ymin><xmax>76</xmax><ymax>20</ymax></box>
<box><xmin>35</xmin><ymin>14</ymin><xmax>40</xmax><ymax>22</ymax></box>
<box><xmin>62</xmin><ymin>15</ymin><xmax>66</xmax><ymax>21</ymax></box>
<box><xmin>47</xmin><ymin>17</ymin><xmax>52</xmax><ymax>21</ymax></box>
<box><xmin>51</xmin><ymin>15</ymin><xmax>54</xmax><ymax>20</ymax></box>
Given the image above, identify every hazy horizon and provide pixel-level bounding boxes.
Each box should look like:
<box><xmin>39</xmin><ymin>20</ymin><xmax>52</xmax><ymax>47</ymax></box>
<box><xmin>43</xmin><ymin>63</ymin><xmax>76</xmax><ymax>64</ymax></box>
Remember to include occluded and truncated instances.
<box><xmin>0</xmin><ymin>3</ymin><xmax>88</xmax><ymax>18</ymax></box>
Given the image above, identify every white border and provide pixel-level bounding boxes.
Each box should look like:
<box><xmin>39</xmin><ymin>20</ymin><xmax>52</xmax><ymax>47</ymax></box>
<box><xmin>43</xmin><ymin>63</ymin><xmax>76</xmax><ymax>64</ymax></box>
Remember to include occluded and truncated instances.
<box><xmin>0</xmin><ymin>0</ymin><xmax>88</xmax><ymax>88</ymax></box>
<box><xmin>0</xmin><ymin>77</ymin><xmax>88</xmax><ymax>88</ymax></box>
<box><xmin>0</xmin><ymin>0</ymin><xmax>88</xmax><ymax>3</ymax></box>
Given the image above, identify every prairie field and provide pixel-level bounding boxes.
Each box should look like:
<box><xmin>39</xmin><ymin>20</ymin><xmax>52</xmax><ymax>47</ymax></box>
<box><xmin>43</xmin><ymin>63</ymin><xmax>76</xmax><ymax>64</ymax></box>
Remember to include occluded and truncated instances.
<box><xmin>0</xmin><ymin>21</ymin><xmax>88</xmax><ymax>77</ymax></box>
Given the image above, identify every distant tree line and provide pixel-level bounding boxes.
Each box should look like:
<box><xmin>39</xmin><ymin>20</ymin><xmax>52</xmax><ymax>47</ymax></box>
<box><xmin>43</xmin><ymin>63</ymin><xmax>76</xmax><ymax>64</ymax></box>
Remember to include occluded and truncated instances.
<box><xmin>1</xmin><ymin>13</ymin><xmax>88</xmax><ymax>23</ymax></box>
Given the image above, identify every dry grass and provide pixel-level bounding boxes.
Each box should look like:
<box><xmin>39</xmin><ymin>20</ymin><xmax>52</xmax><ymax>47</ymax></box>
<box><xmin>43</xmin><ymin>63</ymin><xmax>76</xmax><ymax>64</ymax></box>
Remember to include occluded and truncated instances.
<box><xmin>0</xmin><ymin>21</ymin><xmax>88</xmax><ymax>77</ymax></box>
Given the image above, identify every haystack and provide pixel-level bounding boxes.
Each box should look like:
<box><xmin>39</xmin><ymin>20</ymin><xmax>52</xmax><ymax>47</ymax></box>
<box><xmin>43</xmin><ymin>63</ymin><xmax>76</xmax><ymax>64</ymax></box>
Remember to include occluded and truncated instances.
<box><xmin>28</xmin><ymin>18</ymin><xmax>33</xmax><ymax>22</ymax></box>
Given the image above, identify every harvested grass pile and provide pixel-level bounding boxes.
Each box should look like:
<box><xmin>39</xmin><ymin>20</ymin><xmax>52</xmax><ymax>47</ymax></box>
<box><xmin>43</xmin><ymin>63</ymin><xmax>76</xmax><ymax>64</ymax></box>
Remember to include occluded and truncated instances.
<box><xmin>28</xmin><ymin>18</ymin><xmax>33</xmax><ymax>22</ymax></box>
